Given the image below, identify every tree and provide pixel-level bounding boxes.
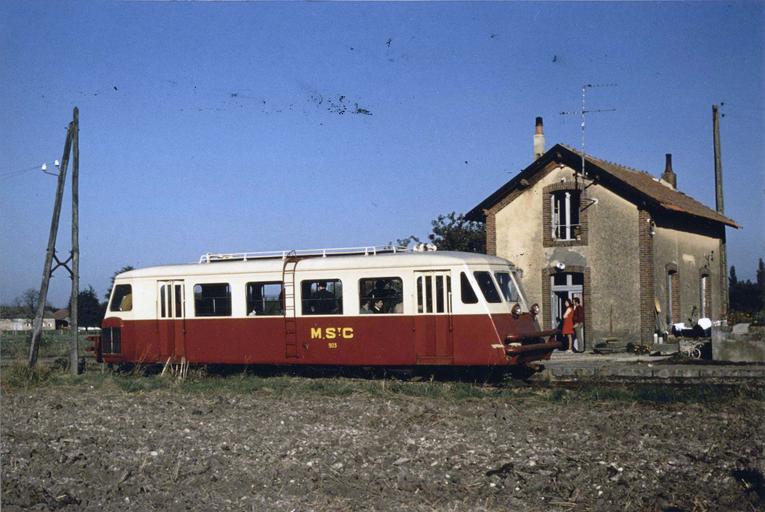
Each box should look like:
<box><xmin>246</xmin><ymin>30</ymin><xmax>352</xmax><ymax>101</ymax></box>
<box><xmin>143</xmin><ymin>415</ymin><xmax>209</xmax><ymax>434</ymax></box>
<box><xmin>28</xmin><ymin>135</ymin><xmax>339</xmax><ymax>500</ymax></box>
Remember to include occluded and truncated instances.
<box><xmin>393</xmin><ymin>235</ymin><xmax>421</xmax><ymax>249</ymax></box>
<box><xmin>427</xmin><ymin>212</ymin><xmax>486</xmax><ymax>253</ymax></box>
<box><xmin>729</xmin><ymin>262</ymin><xmax>764</xmax><ymax>315</ymax></box>
<box><xmin>729</xmin><ymin>266</ymin><xmax>738</xmax><ymax>286</ymax></box>
<box><xmin>14</xmin><ymin>288</ymin><xmax>53</xmax><ymax>322</ymax></box>
<box><xmin>72</xmin><ymin>286</ymin><xmax>105</xmax><ymax>328</ymax></box>
<box><xmin>106</xmin><ymin>265</ymin><xmax>134</xmax><ymax>300</ymax></box>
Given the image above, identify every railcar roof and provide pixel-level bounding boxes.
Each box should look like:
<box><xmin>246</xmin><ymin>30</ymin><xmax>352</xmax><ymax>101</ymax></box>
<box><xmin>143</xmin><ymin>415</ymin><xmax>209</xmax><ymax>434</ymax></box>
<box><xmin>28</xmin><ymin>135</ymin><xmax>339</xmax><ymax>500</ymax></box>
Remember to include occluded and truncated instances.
<box><xmin>117</xmin><ymin>251</ymin><xmax>515</xmax><ymax>279</ymax></box>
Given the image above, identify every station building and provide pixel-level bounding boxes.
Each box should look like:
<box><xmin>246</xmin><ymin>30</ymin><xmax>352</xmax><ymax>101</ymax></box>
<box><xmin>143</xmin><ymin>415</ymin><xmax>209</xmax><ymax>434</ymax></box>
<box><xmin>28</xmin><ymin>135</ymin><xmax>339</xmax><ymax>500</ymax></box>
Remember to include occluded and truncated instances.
<box><xmin>466</xmin><ymin>119</ymin><xmax>739</xmax><ymax>348</ymax></box>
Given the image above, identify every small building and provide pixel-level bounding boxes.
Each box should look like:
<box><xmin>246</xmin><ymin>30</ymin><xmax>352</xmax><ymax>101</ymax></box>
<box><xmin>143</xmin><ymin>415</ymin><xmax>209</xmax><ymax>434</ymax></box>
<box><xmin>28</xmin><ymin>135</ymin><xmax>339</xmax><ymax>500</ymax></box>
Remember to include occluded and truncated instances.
<box><xmin>53</xmin><ymin>309</ymin><xmax>70</xmax><ymax>330</ymax></box>
<box><xmin>0</xmin><ymin>313</ymin><xmax>56</xmax><ymax>332</ymax></box>
<box><xmin>467</xmin><ymin>119</ymin><xmax>739</xmax><ymax>348</ymax></box>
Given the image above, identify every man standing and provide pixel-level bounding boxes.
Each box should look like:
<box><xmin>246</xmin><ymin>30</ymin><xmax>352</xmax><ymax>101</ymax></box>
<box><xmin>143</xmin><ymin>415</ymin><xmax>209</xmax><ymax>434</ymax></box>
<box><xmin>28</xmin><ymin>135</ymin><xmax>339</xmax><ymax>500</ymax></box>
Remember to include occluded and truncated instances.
<box><xmin>573</xmin><ymin>297</ymin><xmax>585</xmax><ymax>353</ymax></box>
<box><xmin>311</xmin><ymin>281</ymin><xmax>336</xmax><ymax>314</ymax></box>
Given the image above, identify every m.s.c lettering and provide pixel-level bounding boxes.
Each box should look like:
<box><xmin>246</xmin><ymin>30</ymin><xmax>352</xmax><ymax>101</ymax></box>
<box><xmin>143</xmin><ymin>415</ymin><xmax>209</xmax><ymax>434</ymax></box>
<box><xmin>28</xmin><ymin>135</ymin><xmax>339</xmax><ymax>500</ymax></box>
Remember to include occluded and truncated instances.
<box><xmin>310</xmin><ymin>327</ymin><xmax>354</xmax><ymax>340</ymax></box>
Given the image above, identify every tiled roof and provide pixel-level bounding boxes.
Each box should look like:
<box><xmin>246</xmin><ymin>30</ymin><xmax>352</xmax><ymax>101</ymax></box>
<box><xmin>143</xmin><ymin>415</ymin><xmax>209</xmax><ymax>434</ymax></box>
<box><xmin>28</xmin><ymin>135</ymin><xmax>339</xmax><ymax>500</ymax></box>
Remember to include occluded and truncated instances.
<box><xmin>467</xmin><ymin>144</ymin><xmax>739</xmax><ymax>228</ymax></box>
<box><xmin>559</xmin><ymin>145</ymin><xmax>739</xmax><ymax>228</ymax></box>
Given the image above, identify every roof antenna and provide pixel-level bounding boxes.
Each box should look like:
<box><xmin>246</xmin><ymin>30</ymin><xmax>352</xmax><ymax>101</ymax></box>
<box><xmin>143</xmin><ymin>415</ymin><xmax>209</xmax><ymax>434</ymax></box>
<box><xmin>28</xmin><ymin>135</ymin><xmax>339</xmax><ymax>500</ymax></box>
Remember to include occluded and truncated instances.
<box><xmin>560</xmin><ymin>83</ymin><xmax>617</xmax><ymax>188</ymax></box>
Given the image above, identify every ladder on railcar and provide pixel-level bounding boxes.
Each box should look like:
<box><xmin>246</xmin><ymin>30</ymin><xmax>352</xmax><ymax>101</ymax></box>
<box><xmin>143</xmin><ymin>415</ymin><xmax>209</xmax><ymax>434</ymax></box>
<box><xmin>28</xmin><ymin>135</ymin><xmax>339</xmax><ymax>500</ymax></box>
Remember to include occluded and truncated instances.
<box><xmin>282</xmin><ymin>254</ymin><xmax>299</xmax><ymax>359</ymax></box>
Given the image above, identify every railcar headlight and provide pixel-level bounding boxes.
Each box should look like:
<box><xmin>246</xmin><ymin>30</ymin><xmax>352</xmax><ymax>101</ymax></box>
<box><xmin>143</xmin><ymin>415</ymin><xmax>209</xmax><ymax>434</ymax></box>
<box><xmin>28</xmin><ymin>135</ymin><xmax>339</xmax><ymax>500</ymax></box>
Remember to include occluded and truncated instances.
<box><xmin>530</xmin><ymin>303</ymin><xmax>540</xmax><ymax>316</ymax></box>
<box><xmin>511</xmin><ymin>304</ymin><xmax>522</xmax><ymax>317</ymax></box>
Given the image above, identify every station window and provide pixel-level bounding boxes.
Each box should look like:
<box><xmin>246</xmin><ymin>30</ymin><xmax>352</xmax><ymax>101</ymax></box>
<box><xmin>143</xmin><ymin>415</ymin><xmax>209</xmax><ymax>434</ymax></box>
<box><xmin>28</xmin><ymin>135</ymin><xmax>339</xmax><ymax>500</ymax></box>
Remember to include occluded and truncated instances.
<box><xmin>460</xmin><ymin>273</ymin><xmax>478</xmax><ymax>304</ymax></box>
<box><xmin>700</xmin><ymin>273</ymin><xmax>710</xmax><ymax>319</ymax></box>
<box><xmin>109</xmin><ymin>284</ymin><xmax>133</xmax><ymax>312</ymax></box>
<box><xmin>359</xmin><ymin>277</ymin><xmax>403</xmax><ymax>314</ymax></box>
<box><xmin>246</xmin><ymin>282</ymin><xmax>284</xmax><ymax>316</ymax></box>
<box><xmin>667</xmin><ymin>270</ymin><xmax>680</xmax><ymax>326</ymax></box>
<box><xmin>551</xmin><ymin>190</ymin><xmax>581</xmax><ymax>241</ymax></box>
<box><xmin>473</xmin><ymin>271</ymin><xmax>501</xmax><ymax>303</ymax></box>
<box><xmin>302</xmin><ymin>279</ymin><xmax>342</xmax><ymax>315</ymax></box>
<box><xmin>194</xmin><ymin>283</ymin><xmax>232</xmax><ymax>317</ymax></box>
<box><xmin>495</xmin><ymin>272</ymin><xmax>520</xmax><ymax>303</ymax></box>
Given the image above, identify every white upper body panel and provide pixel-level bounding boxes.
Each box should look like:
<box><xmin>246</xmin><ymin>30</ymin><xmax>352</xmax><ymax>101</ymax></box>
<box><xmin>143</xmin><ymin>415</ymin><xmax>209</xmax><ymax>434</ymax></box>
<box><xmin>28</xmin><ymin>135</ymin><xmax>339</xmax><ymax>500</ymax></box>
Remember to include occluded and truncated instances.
<box><xmin>119</xmin><ymin>251</ymin><xmax>515</xmax><ymax>279</ymax></box>
<box><xmin>107</xmin><ymin>251</ymin><xmax>527</xmax><ymax>321</ymax></box>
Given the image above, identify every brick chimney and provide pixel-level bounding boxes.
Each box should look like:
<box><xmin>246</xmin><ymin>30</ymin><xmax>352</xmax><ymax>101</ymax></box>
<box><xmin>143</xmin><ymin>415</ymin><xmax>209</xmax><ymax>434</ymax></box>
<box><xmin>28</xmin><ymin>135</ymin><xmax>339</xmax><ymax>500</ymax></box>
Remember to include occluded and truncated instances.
<box><xmin>534</xmin><ymin>117</ymin><xmax>545</xmax><ymax>159</ymax></box>
<box><xmin>661</xmin><ymin>153</ymin><xmax>677</xmax><ymax>189</ymax></box>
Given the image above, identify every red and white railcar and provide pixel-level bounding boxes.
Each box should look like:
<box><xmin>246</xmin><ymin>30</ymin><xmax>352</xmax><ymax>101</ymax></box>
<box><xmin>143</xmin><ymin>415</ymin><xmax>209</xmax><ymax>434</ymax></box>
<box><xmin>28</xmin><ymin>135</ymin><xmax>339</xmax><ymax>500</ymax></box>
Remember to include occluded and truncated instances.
<box><xmin>99</xmin><ymin>246</ymin><xmax>559</xmax><ymax>368</ymax></box>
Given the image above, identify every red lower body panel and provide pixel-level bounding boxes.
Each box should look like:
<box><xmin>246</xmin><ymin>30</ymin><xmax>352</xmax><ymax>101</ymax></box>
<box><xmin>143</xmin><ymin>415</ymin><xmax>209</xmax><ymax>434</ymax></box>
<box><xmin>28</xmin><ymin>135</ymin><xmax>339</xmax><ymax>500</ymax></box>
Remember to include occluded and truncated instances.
<box><xmin>101</xmin><ymin>313</ymin><xmax>554</xmax><ymax>367</ymax></box>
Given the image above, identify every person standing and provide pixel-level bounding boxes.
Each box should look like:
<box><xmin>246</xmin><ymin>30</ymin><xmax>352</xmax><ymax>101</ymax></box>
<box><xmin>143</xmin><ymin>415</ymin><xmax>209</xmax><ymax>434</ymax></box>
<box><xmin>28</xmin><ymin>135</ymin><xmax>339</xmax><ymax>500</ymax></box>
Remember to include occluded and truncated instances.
<box><xmin>573</xmin><ymin>297</ymin><xmax>585</xmax><ymax>353</ymax></box>
<box><xmin>311</xmin><ymin>281</ymin><xmax>336</xmax><ymax>314</ymax></box>
<box><xmin>561</xmin><ymin>298</ymin><xmax>575</xmax><ymax>353</ymax></box>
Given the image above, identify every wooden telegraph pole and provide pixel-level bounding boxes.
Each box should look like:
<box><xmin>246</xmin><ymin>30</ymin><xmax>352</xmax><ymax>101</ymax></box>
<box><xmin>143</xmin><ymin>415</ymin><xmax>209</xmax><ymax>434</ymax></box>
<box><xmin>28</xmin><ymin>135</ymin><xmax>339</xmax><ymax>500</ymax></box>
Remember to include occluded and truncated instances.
<box><xmin>712</xmin><ymin>104</ymin><xmax>728</xmax><ymax>317</ymax></box>
<box><xmin>28</xmin><ymin>107</ymin><xmax>80</xmax><ymax>374</ymax></box>
<box><xmin>70</xmin><ymin>108</ymin><xmax>80</xmax><ymax>372</ymax></box>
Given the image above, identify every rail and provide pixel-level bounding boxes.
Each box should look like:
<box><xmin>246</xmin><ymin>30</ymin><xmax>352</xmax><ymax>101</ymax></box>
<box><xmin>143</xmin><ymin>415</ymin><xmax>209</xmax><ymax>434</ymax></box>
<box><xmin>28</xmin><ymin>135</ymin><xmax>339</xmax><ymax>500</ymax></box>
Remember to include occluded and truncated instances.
<box><xmin>199</xmin><ymin>244</ymin><xmax>409</xmax><ymax>263</ymax></box>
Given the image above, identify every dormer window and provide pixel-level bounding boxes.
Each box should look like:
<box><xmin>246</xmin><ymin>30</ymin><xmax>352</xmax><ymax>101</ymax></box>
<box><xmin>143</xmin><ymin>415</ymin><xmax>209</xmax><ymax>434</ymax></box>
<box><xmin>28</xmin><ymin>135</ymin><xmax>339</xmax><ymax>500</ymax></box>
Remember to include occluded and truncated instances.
<box><xmin>551</xmin><ymin>190</ymin><xmax>581</xmax><ymax>241</ymax></box>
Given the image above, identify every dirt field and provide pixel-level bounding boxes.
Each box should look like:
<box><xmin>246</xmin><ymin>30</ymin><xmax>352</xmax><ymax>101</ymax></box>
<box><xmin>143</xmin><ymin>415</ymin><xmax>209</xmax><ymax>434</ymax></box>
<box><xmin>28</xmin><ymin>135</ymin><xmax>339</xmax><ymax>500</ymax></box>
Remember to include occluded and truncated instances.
<box><xmin>1</xmin><ymin>371</ymin><xmax>764</xmax><ymax>512</ymax></box>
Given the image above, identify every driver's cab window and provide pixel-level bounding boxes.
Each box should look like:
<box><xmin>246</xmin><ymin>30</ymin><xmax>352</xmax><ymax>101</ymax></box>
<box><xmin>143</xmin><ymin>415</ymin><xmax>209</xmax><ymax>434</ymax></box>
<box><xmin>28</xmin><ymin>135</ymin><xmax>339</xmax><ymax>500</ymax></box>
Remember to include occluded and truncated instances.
<box><xmin>110</xmin><ymin>284</ymin><xmax>133</xmax><ymax>312</ymax></box>
<box><xmin>473</xmin><ymin>271</ymin><xmax>501</xmax><ymax>303</ymax></box>
<box><xmin>495</xmin><ymin>272</ymin><xmax>520</xmax><ymax>302</ymax></box>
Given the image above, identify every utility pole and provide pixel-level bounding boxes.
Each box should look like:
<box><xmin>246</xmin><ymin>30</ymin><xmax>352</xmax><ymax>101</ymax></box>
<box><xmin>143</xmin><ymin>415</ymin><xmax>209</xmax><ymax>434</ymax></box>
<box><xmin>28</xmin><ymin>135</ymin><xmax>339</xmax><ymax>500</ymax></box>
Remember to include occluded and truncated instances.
<box><xmin>713</xmin><ymin>104</ymin><xmax>729</xmax><ymax>317</ymax></box>
<box><xmin>70</xmin><ymin>108</ymin><xmax>80</xmax><ymax>372</ymax></box>
<box><xmin>28</xmin><ymin>107</ymin><xmax>80</xmax><ymax>374</ymax></box>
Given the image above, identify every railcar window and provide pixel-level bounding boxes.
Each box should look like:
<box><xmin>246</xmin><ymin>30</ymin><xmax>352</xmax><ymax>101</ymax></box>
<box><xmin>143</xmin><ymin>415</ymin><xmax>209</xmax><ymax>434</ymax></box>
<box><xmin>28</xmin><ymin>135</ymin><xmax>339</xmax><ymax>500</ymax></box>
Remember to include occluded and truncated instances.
<box><xmin>416</xmin><ymin>274</ymin><xmax>451</xmax><ymax>313</ymax></box>
<box><xmin>473</xmin><ymin>271</ymin><xmax>501</xmax><ymax>303</ymax></box>
<box><xmin>359</xmin><ymin>277</ymin><xmax>403</xmax><ymax>314</ymax></box>
<box><xmin>302</xmin><ymin>279</ymin><xmax>342</xmax><ymax>315</ymax></box>
<box><xmin>435</xmin><ymin>275</ymin><xmax>451</xmax><ymax>312</ymax></box>
<box><xmin>160</xmin><ymin>285</ymin><xmax>167</xmax><ymax>317</ymax></box>
<box><xmin>495</xmin><ymin>272</ymin><xmax>520</xmax><ymax>303</ymax></box>
<box><xmin>416</xmin><ymin>277</ymin><xmax>433</xmax><ymax>313</ymax></box>
<box><xmin>101</xmin><ymin>327</ymin><xmax>121</xmax><ymax>354</ymax></box>
<box><xmin>194</xmin><ymin>283</ymin><xmax>232</xmax><ymax>317</ymax></box>
<box><xmin>109</xmin><ymin>285</ymin><xmax>133</xmax><ymax>312</ymax></box>
<box><xmin>174</xmin><ymin>284</ymin><xmax>183</xmax><ymax>318</ymax></box>
<box><xmin>247</xmin><ymin>282</ymin><xmax>284</xmax><ymax>316</ymax></box>
<box><xmin>460</xmin><ymin>273</ymin><xmax>478</xmax><ymax>304</ymax></box>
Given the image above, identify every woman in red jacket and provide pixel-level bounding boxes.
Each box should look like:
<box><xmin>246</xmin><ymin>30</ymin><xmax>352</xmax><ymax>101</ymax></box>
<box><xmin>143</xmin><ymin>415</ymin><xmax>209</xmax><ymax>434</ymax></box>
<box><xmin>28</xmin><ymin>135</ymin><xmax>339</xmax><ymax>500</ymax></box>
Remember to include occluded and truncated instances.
<box><xmin>562</xmin><ymin>298</ymin><xmax>575</xmax><ymax>353</ymax></box>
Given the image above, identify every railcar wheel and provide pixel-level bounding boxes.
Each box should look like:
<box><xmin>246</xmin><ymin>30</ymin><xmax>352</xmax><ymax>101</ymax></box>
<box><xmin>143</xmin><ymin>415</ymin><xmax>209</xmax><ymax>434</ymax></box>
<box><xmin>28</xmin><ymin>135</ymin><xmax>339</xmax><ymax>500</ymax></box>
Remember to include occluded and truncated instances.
<box><xmin>507</xmin><ymin>364</ymin><xmax>540</xmax><ymax>381</ymax></box>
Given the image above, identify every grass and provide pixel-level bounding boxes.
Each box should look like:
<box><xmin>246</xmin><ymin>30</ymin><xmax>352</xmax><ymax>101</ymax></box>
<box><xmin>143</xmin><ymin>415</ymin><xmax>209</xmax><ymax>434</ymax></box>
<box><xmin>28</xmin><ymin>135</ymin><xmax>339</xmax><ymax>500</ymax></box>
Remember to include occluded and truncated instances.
<box><xmin>1</xmin><ymin>364</ymin><xmax>57</xmax><ymax>388</ymax></box>
<box><xmin>547</xmin><ymin>382</ymin><xmax>765</xmax><ymax>404</ymax></box>
<box><xmin>2</xmin><ymin>362</ymin><xmax>763</xmax><ymax>405</ymax></box>
<box><xmin>0</xmin><ymin>331</ymin><xmax>79</xmax><ymax>360</ymax></box>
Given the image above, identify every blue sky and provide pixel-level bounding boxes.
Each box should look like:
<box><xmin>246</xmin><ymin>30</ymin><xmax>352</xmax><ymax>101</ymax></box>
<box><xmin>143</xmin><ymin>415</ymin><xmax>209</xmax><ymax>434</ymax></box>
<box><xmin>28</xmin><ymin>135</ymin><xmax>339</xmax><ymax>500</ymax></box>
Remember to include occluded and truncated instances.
<box><xmin>1</xmin><ymin>1</ymin><xmax>763</xmax><ymax>307</ymax></box>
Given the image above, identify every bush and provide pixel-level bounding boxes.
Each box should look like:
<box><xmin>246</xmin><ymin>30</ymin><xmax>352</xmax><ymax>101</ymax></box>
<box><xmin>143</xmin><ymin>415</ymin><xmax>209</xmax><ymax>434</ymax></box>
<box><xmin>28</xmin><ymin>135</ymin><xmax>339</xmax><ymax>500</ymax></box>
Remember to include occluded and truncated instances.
<box><xmin>1</xmin><ymin>364</ymin><xmax>55</xmax><ymax>388</ymax></box>
<box><xmin>728</xmin><ymin>309</ymin><xmax>765</xmax><ymax>326</ymax></box>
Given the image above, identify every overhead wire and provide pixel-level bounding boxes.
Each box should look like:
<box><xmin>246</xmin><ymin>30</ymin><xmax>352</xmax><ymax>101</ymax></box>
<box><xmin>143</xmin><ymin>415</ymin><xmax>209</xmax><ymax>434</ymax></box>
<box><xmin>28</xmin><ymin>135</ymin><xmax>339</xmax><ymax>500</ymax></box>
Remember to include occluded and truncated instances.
<box><xmin>0</xmin><ymin>163</ymin><xmax>58</xmax><ymax>182</ymax></box>
<box><xmin>0</xmin><ymin>164</ymin><xmax>41</xmax><ymax>177</ymax></box>
<box><xmin>0</xmin><ymin>166</ymin><xmax>41</xmax><ymax>182</ymax></box>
